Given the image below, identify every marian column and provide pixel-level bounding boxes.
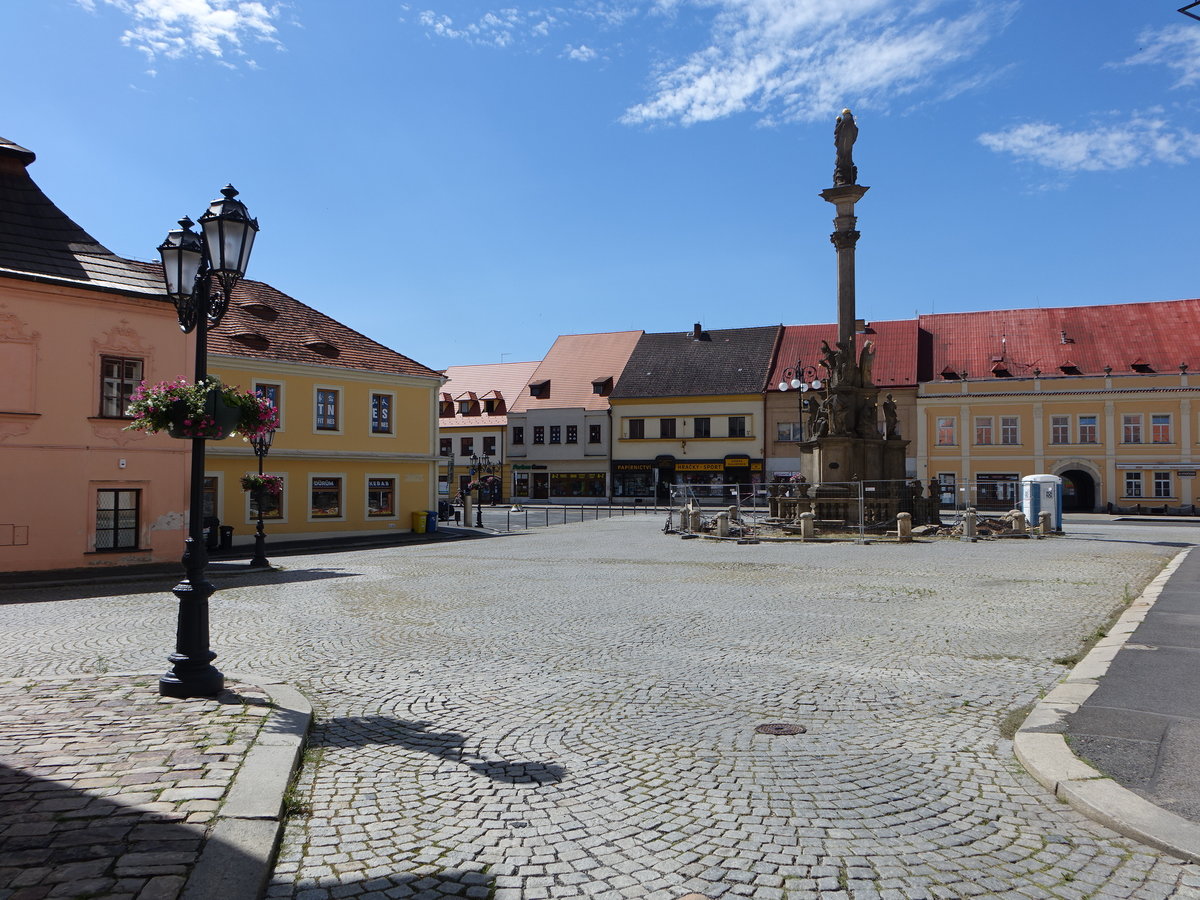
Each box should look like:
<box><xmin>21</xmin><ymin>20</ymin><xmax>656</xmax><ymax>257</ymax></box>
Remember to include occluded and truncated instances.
<box><xmin>819</xmin><ymin>108</ymin><xmax>868</xmax><ymax>357</ymax></box>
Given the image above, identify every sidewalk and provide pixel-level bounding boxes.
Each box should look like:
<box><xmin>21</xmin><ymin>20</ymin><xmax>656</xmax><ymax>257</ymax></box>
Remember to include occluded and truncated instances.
<box><xmin>0</xmin><ymin>673</ymin><xmax>310</xmax><ymax>900</ymax></box>
<box><xmin>1016</xmin><ymin>546</ymin><xmax>1200</xmax><ymax>862</ymax></box>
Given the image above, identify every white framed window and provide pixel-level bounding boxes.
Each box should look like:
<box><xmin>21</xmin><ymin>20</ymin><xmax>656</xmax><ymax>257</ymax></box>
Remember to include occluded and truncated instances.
<box><xmin>1000</xmin><ymin>416</ymin><xmax>1019</xmax><ymax>445</ymax></box>
<box><xmin>248</xmin><ymin>473</ymin><xmax>286</xmax><ymax>523</ymax></box>
<box><xmin>1152</xmin><ymin>414</ymin><xmax>1172</xmax><ymax>444</ymax></box>
<box><xmin>310</xmin><ymin>475</ymin><xmax>345</xmax><ymax>520</ymax></box>
<box><xmin>936</xmin><ymin>417</ymin><xmax>956</xmax><ymax>446</ymax></box>
<box><xmin>366</xmin><ymin>476</ymin><xmax>397</xmax><ymax>518</ymax></box>
<box><xmin>315</xmin><ymin>386</ymin><xmax>342</xmax><ymax>433</ymax></box>
<box><xmin>1123</xmin><ymin>414</ymin><xmax>1143</xmax><ymax>444</ymax></box>
<box><xmin>95</xmin><ymin>488</ymin><xmax>140</xmax><ymax>551</ymax></box>
<box><xmin>1050</xmin><ymin>415</ymin><xmax>1069</xmax><ymax>444</ymax></box>
<box><xmin>1125</xmin><ymin>471</ymin><xmax>1143</xmax><ymax>498</ymax></box>
<box><xmin>371</xmin><ymin>392</ymin><xmax>395</xmax><ymax>435</ymax></box>
<box><xmin>974</xmin><ymin>417</ymin><xmax>993</xmax><ymax>445</ymax></box>
<box><xmin>253</xmin><ymin>381</ymin><xmax>284</xmax><ymax>431</ymax></box>
<box><xmin>99</xmin><ymin>356</ymin><xmax>143</xmax><ymax>418</ymax></box>
<box><xmin>1154</xmin><ymin>471</ymin><xmax>1172</xmax><ymax>498</ymax></box>
<box><xmin>1079</xmin><ymin>415</ymin><xmax>1098</xmax><ymax>444</ymax></box>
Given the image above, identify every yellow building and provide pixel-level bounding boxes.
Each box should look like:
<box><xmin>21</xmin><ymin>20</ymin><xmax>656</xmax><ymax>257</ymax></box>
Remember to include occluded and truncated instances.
<box><xmin>205</xmin><ymin>280</ymin><xmax>443</xmax><ymax>542</ymax></box>
<box><xmin>915</xmin><ymin>302</ymin><xmax>1200</xmax><ymax>512</ymax></box>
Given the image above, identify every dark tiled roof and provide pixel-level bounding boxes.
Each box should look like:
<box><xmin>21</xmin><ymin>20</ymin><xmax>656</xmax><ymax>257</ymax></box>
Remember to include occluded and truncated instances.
<box><xmin>198</xmin><ymin>271</ymin><xmax>440</xmax><ymax>379</ymax></box>
<box><xmin>0</xmin><ymin>139</ymin><xmax>162</xmax><ymax>295</ymax></box>
<box><xmin>919</xmin><ymin>299</ymin><xmax>1200</xmax><ymax>381</ymax></box>
<box><xmin>610</xmin><ymin>325</ymin><xmax>782</xmax><ymax>398</ymax></box>
<box><xmin>770</xmin><ymin>320</ymin><xmax>918</xmax><ymax>390</ymax></box>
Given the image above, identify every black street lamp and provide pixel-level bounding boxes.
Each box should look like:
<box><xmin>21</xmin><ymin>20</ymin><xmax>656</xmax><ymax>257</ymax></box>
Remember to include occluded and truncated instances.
<box><xmin>156</xmin><ymin>185</ymin><xmax>259</xmax><ymax>699</ymax></box>
<box><xmin>470</xmin><ymin>453</ymin><xmax>495</xmax><ymax>527</ymax></box>
<box><xmin>777</xmin><ymin>360</ymin><xmax>823</xmax><ymax>443</ymax></box>
<box><xmin>249</xmin><ymin>427</ymin><xmax>276</xmax><ymax>568</ymax></box>
<box><xmin>1182</xmin><ymin>2</ymin><xmax>1200</xmax><ymax>22</ymax></box>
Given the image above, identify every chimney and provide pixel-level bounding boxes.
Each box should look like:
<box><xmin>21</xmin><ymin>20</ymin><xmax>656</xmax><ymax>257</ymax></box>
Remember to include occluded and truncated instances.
<box><xmin>692</xmin><ymin>323</ymin><xmax>703</xmax><ymax>340</ymax></box>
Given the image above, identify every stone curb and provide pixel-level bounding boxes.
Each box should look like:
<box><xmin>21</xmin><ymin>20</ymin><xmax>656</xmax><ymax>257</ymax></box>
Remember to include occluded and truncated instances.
<box><xmin>182</xmin><ymin>677</ymin><xmax>312</xmax><ymax>900</ymax></box>
<box><xmin>1013</xmin><ymin>547</ymin><xmax>1200</xmax><ymax>863</ymax></box>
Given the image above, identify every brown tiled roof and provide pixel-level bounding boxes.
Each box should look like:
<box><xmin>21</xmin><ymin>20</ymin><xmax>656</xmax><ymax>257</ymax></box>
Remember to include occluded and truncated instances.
<box><xmin>610</xmin><ymin>325</ymin><xmax>781</xmax><ymax>399</ymax></box>
<box><xmin>440</xmin><ymin>361</ymin><xmax>542</xmax><ymax>427</ymax></box>
<box><xmin>508</xmin><ymin>331</ymin><xmax>643</xmax><ymax>412</ymax></box>
<box><xmin>0</xmin><ymin>138</ymin><xmax>162</xmax><ymax>296</ymax></box>
<box><xmin>769</xmin><ymin>320</ymin><xmax>918</xmax><ymax>390</ymax></box>
<box><xmin>919</xmin><ymin>299</ymin><xmax>1200</xmax><ymax>381</ymax></box>
<box><xmin>197</xmin><ymin>272</ymin><xmax>440</xmax><ymax>378</ymax></box>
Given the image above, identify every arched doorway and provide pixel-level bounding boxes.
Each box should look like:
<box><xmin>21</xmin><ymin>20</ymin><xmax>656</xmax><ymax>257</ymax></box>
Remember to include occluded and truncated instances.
<box><xmin>1060</xmin><ymin>469</ymin><xmax>1096</xmax><ymax>512</ymax></box>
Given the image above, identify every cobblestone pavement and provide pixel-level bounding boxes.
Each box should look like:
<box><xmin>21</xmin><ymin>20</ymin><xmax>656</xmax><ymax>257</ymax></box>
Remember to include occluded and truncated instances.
<box><xmin>0</xmin><ymin>675</ymin><xmax>270</xmax><ymax>900</ymax></box>
<box><xmin>3</xmin><ymin>520</ymin><xmax>1200</xmax><ymax>899</ymax></box>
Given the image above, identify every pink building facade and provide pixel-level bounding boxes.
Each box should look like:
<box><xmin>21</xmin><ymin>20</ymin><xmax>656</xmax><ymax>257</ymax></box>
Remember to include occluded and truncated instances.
<box><xmin>0</xmin><ymin>137</ymin><xmax>192</xmax><ymax>572</ymax></box>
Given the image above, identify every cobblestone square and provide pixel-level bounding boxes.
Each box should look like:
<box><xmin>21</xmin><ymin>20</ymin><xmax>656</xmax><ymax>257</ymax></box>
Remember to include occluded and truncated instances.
<box><xmin>3</xmin><ymin>519</ymin><xmax>1200</xmax><ymax>899</ymax></box>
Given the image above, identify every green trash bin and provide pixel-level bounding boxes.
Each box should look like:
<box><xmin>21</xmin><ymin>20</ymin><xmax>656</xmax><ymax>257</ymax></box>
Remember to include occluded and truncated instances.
<box><xmin>411</xmin><ymin>510</ymin><xmax>426</xmax><ymax>534</ymax></box>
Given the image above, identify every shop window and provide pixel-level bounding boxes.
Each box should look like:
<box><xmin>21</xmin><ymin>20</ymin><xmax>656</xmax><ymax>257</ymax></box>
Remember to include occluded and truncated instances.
<box><xmin>316</xmin><ymin>389</ymin><xmax>340</xmax><ymax>431</ymax></box>
<box><xmin>368</xmin><ymin>478</ymin><xmax>396</xmax><ymax>517</ymax></box>
<box><xmin>311</xmin><ymin>478</ymin><xmax>342</xmax><ymax>518</ymax></box>
<box><xmin>95</xmin><ymin>489</ymin><xmax>139</xmax><ymax>551</ymax></box>
<box><xmin>371</xmin><ymin>394</ymin><xmax>393</xmax><ymax>434</ymax></box>
<box><xmin>99</xmin><ymin>356</ymin><xmax>143</xmax><ymax>418</ymax></box>
<box><xmin>1125</xmin><ymin>471</ymin><xmax>1143</xmax><ymax>498</ymax></box>
<box><xmin>1154</xmin><ymin>471</ymin><xmax>1172</xmax><ymax>498</ymax></box>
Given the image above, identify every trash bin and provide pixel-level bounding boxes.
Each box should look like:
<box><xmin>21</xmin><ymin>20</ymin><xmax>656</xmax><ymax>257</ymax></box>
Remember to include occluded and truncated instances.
<box><xmin>425</xmin><ymin>510</ymin><xmax>438</xmax><ymax>534</ymax></box>
<box><xmin>411</xmin><ymin>510</ymin><xmax>426</xmax><ymax>534</ymax></box>
<box><xmin>219</xmin><ymin>526</ymin><xmax>234</xmax><ymax>551</ymax></box>
<box><xmin>203</xmin><ymin>516</ymin><xmax>220</xmax><ymax>550</ymax></box>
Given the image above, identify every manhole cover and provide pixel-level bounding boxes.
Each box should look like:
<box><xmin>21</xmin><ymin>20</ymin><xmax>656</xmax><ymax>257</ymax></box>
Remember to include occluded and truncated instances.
<box><xmin>755</xmin><ymin>723</ymin><xmax>806</xmax><ymax>735</ymax></box>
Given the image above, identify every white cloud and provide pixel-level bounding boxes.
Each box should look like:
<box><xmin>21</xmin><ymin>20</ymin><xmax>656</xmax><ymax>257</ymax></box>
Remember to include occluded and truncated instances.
<box><xmin>418</xmin><ymin>6</ymin><xmax>558</xmax><ymax>48</ymax></box>
<box><xmin>80</xmin><ymin>0</ymin><xmax>280</xmax><ymax>64</ymax></box>
<box><xmin>1120</xmin><ymin>26</ymin><xmax>1200</xmax><ymax>88</ymax></box>
<box><xmin>621</xmin><ymin>0</ymin><xmax>1013</xmax><ymax>125</ymax></box>
<box><xmin>978</xmin><ymin>113</ymin><xmax>1200</xmax><ymax>173</ymax></box>
<box><xmin>565</xmin><ymin>43</ymin><xmax>598</xmax><ymax>61</ymax></box>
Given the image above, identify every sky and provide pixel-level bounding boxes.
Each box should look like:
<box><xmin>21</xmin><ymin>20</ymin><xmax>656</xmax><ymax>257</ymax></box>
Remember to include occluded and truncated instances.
<box><xmin>5</xmin><ymin>1</ymin><xmax>1200</xmax><ymax>370</ymax></box>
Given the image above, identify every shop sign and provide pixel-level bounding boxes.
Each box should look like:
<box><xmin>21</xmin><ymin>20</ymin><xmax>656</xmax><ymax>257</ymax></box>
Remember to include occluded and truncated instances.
<box><xmin>724</xmin><ymin>457</ymin><xmax>750</xmax><ymax>467</ymax></box>
<box><xmin>368</xmin><ymin>479</ymin><xmax>392</xmax><ymax>489</ymax></box>
<box><xmin>614</xmin><ymin>462</ymin><xmax>653</xmax><ymax>472</ymax></box>
<box><xmin>1180</xmin><ymin>470</ymin><xmax>1197</xmax><ymax>477</ymax></box>
<box><xmin>676</xmin><ymin>462</ymin><xmax>723</xmax><ymax>472</ymax></box>
<box><xmin>312</xmin><ymin>478</ymin><xmax>338</xmax><ymax>489</ymax></box>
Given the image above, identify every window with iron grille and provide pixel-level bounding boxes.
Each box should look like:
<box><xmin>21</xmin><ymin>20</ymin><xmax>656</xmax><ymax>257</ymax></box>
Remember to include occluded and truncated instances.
<box><xmin>95</xmin><ymin>489</ymin><xmax>139</xmax><ymax>551</ymax></box>
<box><xmin>100</xmin><ymin>356</ymin><xmax>143</xmax><ymax>418</ymax></box>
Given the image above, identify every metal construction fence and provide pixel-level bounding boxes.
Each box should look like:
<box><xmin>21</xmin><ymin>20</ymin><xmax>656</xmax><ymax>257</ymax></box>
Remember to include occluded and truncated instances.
<box><xmin>497</xmin><ymin>500</ymin><xmax>667</xmax><ymax>532</ymax></box>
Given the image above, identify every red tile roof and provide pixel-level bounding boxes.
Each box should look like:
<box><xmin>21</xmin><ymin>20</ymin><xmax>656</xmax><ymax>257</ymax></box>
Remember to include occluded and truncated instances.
<box><xmin>440</xmin><ymin>361</ymin><xmax>542</xmax><ymax>427</ymax></box>
<box><xmin>510</xmin><ymin>331</ymin><xmax>643</xmax><ymax>412</ymax></box>
<box><xmin>769</xmin><ymin>319</ymin><xmax>919</xmax><ymax>391</ymax></box>
<box><xmin>920</xmin><ymin>299</ymin><xmax>1200</xmax><ymax>380</ymax></box>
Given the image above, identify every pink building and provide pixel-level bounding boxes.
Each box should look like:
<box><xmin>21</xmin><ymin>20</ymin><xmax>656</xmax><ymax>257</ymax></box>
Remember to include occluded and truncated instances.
<box><xmin>0</xmin><ymin>137</ymin><xmax>192</xmax><ymax>572</ymax></box>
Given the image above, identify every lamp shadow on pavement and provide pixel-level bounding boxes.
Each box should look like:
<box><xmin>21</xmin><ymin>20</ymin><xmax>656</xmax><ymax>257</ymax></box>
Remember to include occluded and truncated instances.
<box><xmin>315</xmin><ymin>715</ymin><xmax>567</xmax><ymax>785</ymax></box>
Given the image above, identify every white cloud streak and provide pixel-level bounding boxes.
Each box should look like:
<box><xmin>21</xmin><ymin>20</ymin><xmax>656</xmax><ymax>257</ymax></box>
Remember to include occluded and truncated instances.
<box><xmin>622</xmin><ymin>0</ymin><xmax>1013</xmax><ymax>125</ymax></box>
<box><xmin>79</xmin><ymin>0</ymin><xmax>280</xmax><ymax>65</ymax></box>
<box><xmin>1120</xmin><ymin>26</ymin><xmax>1200</xmax><ymax>88</ymax></box>
<box><xmin>978</xmin><ymin>113</ymin><xmax>1200</xmax><ymax>173</ymax></box>
<box><xmin>417</xmin><ymin>7</ymin><xmax>560</xmax><ymax>48</ymax></box>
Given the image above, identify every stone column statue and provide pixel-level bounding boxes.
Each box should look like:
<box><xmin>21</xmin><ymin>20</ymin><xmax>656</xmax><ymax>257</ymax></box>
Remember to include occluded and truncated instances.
<box><xmin>883</xmin><ymin>393</ymin><xmax>899</xmax><ymax>439</ymax></box>
<box><xmin>834</xmin><ymin>108</ymin><xmax>859</xmax><ymax>186</ymax></box>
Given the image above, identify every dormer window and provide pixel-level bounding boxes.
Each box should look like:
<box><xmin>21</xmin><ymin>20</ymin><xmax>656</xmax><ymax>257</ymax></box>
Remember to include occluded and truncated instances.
<box><xmin>529</xmin><ymin>380</ymin><xmax>550</xmax><ymax>399</ymax></box>
<box><xmin>304</xmin><ymin>338</ymin><xmax>339</xmax><ymax>358</ymax></box>
<box><xmin>990</xmin><ymin>362</ymin><xmax>1011</xmax><ymax>378</ymax></box>
<box><xmin>940</xmin><ymin>367</ymin><xmax>960</xmax><ymax>381</ymax></box>
<box><xmin>1131</xmin><ymin>360</ymin><xmax>1154</xmax><ymax>374</ymax></box>
<box><xmin>238</xmin><ymin>301</ymin><xmax>279</xmax><ymax>321</ymax></box>
<box><xmin>458</xmin><ymin>400</ymin><xmax>473</xmax><ymax>415</ymax></box>
<box><xmin>1059</xmin><ymin>363</ymin><xmax>1081</xmax><ymax>376</ymax></box>
<box><xmin>591</xmin><ymin>376</ymin><xmax>613</xmax><ymax>396</ymax></box>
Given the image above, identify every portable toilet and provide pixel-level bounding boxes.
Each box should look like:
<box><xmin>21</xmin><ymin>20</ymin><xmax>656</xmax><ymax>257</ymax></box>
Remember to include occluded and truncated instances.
<box><xmin>1021</xmin><ymin>474</ymin><xmax>1063</xmax><ymax>531</ymax></box>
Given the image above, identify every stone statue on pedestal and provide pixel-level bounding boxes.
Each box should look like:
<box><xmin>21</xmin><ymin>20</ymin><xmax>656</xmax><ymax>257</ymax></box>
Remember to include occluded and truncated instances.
<box><xmin>834</xmin><ymin>108</ymin><xmax>859</xmax><ymax>186</ymax></box>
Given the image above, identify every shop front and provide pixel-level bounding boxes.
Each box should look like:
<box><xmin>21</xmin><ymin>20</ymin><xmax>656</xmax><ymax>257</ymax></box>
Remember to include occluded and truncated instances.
<box><xmin>613</xmin><ymin>457</ymin><xmax>764</xmax><ymax>501</ymax></box>
<box><xmin>512</xmin><ymin>464</ymin><xmax>607</xmax><ymax>501</ymax></box>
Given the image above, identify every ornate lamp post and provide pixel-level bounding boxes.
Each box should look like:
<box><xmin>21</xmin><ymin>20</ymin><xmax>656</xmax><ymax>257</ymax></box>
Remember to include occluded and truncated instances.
<box><xmin>157</xmin><ymin>186</ymin><xmax>259</xmax><ymax>699</ymax></box>
<box><xmin>469</xmin><ymin>453</ymin><xmax>495</xmax><ymax>526</ymax></box>
<box><xmin>1182</xmin><ymin>2</ymin><xmax>1200</xmax><ymax>21</ymax></box>
<box><xmin>777</xmin><ymin>360</ymin><xmax>823</xmax><ymax>443</ymax></box>
<box><xmin>249</xmin><ymin>427</ymin><xmax>276</xmax><ymax>568</ymax></box>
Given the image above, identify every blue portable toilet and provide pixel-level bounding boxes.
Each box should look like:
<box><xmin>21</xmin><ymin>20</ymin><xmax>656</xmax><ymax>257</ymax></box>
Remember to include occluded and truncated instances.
<box><xmin>1021</xmin><ymin>474</ymin><xmax>1063</xmax><ymax>531</ymax></box>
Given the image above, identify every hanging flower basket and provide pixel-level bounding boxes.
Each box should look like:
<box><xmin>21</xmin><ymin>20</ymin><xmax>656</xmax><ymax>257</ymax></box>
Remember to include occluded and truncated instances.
<box><xmin>240</xmin><ymin>474</ymin><xmax>284</xmax><ymax>495</ymax></box>
<box><xmin>124</xmin><ymin>376</ymin><xmax>280</xmax><ymax>441</ymax></box>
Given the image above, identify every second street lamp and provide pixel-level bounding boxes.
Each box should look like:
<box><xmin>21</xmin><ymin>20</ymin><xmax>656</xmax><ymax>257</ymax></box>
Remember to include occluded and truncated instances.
<box><xmin>157</xmin><ymin>185</ymin><xmax>259</xmax><ymax>699</ymax></box>
<box><xmin>249</xmin><ymin>427</ymin><xmax>276</xmax><ymax>568</ymax></box>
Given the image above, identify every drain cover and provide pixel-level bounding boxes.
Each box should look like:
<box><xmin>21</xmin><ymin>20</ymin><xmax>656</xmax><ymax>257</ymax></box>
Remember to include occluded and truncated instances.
<box><xmin>755</xmin><ymin>723</ymin><xmax>806</xmax><ymax>735</ymax></box>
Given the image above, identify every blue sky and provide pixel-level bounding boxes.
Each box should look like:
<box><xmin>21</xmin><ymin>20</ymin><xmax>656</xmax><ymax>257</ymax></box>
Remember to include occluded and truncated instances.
<box><xmin>6</xmin><ymin>1</ymin><xmax>1199</xmax><ymax>369</ymax></box>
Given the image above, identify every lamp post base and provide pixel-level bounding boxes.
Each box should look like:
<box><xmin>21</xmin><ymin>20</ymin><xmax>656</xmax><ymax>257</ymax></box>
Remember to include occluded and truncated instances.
<box><xmin>160</xmin><ymin>573</ymin><xmax>225</xmax><ymax>699</ymax></box>
<box><xmin>159</xmin><ymin>662</ymin><xmax>224</xmax><ymax>698</ymax></box>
